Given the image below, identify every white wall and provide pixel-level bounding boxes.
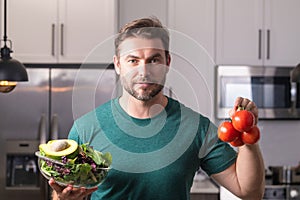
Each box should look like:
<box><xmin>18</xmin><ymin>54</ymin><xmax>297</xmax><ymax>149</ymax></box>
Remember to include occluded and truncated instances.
<box><xmin>259</xmin><ymin>120</ymin><xmax>300</xmax><ymax>167</ymax></box>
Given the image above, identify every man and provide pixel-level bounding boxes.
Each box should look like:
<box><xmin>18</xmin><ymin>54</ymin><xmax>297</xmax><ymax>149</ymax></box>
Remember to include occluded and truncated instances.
<box><xmin>50</xmin><ymin>17</ymin><xmax>265</xmax><ymax>200</ymax></box>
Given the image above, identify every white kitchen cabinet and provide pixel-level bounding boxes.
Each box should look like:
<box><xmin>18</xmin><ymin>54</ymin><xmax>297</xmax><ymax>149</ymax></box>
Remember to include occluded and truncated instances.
<box><xmin>167</xmin><ymin>0</ymin><xmax>216</xmax><ymax>118</ymax></box>
<box><xmin>264</xmin><ymin>0</ymin><xmax>300</xmax><ymax>66</ymax></box>
<box><xmin>168</xmin><ymin>0</ymin><xmax>215</xmax><ymax>60</ymax></box>
<box><xmin>5</xmin><ymin>0</ymin><xmax>116</xmax><ymax>63</ymax></box>
<box><xmin>216</xmin><ymin>0</ymin><xmax>300</xmax><ymax>66</ymax></box>
<box><xmin>118</xmin><ymin>0</ymin><xmax>168</xmax><ymax>29</ymax></box>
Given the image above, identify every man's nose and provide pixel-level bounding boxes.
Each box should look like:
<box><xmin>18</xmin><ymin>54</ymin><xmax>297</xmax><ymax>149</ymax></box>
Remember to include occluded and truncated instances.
<box><xmin>138</xmin><ymin>62</ymin><xmax>149</xmax><ymax>77</ymax></box>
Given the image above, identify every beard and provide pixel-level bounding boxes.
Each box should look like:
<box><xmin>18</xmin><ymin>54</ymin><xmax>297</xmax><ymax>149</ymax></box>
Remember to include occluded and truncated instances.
<box><xmin>121</xmin><ymin>76</ymin><xmax>165</xmax><ymax>101</ymax></box>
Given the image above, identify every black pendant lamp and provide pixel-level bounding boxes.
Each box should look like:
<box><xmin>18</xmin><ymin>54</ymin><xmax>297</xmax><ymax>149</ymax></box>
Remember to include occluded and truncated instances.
<box><xmin>0</xmin><ymin>0</ymin><xmax>28</xmax><ymax>93</ymax></box>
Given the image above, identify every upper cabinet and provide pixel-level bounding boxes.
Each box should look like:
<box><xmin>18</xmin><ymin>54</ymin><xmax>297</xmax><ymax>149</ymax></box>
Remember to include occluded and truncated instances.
<box><xmin>5</xmin><ymin>0</ymin><xmax>117</xmax><ymax>64</ymax></box>
<box><xmin>168</xmin><ymin>0</ymin><xmax>215</xmax><ymax>60</ymax></box>
<box><xmin>167</xmin><ymin>0</ymin><xmax>216</xmax><ymax>118</ymax></box>
<box><xmin>118</xmin><ymin>0</ymin><xmax>168</xmax><ymax>29</ymax></box>
<box><xmin>216</xmin><ymin>0</ymin><xmax>300</xmax><ymax>66</ymax></box>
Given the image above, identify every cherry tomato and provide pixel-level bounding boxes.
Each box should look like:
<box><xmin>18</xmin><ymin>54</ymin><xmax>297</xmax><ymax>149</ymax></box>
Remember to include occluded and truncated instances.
<box><xmin>230</xmin><ymin>135</ymin><xmax>244</xmax><ymax>147</ymax></box>
<box><xmin>232</xmin><ymin>110</ymin><xmax>255</xmax><ymax>132</ymax></box>
<box><xmin>218</xmin><ymin>121</ymin><xmax>241</xmax><ymax>142</ymax></box>
<box><xmin>241</xmin><ymin>125</ymin><xmax>260</xmax><ymax>144</ymax></box>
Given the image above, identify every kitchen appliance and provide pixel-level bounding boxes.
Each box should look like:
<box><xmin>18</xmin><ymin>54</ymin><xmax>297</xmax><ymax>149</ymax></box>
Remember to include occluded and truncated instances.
<box><xmin>3</xmin><ymin>140</ymin><xmax>43</xmax><ymax>199</ymax></box>
<box><xmin>263</xmin><ymin>165</ymin><xmax>300</xmax><ymax>200</ymax></box>
<box><xmin>269</xmin><ymin>165</ymin><xmax>300</xmax><ymax>185</ymax></box>
<box><xmin>216</xmin><ymin>65</ymin><xmax>300</xmax><ymax>119</ymax></box>
<box><xmin>0</xmin><ymin>64</ymin><xmax>117</xmax><ymax>199</ymax></box>
<box><xmin>264</xmin><ymin>185</ymin><xmax>300</xmax><ymax>200</ymax></box>
<box><xmin>221</xmin><ymin>185</ymin><xmax>300</xmax><ymax>200</ymax></box>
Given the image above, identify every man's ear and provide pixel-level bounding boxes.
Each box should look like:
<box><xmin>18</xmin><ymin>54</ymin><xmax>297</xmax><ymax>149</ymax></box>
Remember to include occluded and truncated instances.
<box><xmin>166</xmin><ymin>53</ymin><xmax>171</xmax><ymax>66</ymax></box>
<box><xmin>113</xmin><ymin>55</ymin><xmax>121</xmax><ymax>75</ymax></box>
<box><xmin>165</xmin><ymin>53</ymin><xmax>171</xmax><ymax>73</ymax></box>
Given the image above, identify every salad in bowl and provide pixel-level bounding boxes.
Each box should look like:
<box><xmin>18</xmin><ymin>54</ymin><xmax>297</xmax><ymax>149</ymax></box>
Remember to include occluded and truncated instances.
<box><xmin>35</xmin><ymin>139</ymin><xmax>112</xmax><ymax>188</ymax></box>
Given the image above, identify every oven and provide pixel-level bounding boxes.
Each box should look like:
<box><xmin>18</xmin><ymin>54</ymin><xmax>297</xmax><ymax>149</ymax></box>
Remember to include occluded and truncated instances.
<box><xmin>264</xmin><ymin>165</ymin><xmax>300</xmax><ymax>200</ymax></box>
<box><xmin>264</xmin><ymin>185</ymin><xmax>300</xmax><ymax>200</ymax></box>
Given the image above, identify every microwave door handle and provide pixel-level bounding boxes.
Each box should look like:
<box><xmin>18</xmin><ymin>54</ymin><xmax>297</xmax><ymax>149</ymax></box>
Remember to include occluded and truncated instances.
<box><xmin>51</xmin><ymin>114</ymin><xmax>59</xmax><ymax>139</ymax></box>
<box><xmin>290</xmin><ymin>82</ymin><xmax>297</xmax><ymax>115</ymax></box>
<box><xmin>38</xmin><ymin>114</ymin><xmax>47</xmax><ymax>144</ymax></box>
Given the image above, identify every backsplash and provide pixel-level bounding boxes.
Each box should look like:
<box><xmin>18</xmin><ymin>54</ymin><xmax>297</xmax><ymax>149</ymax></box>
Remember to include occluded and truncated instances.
<box><xmin>257</xmin><ymin>120</ymin><xmax>300</xmax><ymax>167</ymax></box>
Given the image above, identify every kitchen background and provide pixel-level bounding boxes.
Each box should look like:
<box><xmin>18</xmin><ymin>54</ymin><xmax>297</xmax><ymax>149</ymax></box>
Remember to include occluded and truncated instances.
<box><xmin>119</xmin><ymin>0</ymin><xmax>300</xmax><ymax>169</ymax></box>
<box><xmin>0</xmin><ymin>0</ymin><xmax>300</xmax><ymax>199</ymax></box>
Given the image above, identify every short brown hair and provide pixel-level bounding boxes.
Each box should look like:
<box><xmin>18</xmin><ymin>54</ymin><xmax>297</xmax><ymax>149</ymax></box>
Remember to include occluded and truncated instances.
<box><xmin>115</xmin><ymin>17</ymin><xmax>170</xmax><ymax>57</ymax></box>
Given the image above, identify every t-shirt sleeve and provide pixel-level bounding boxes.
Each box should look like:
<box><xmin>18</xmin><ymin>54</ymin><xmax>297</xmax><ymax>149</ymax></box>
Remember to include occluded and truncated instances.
<box><xmin>68</xmin><ymin>123</ymin><xmax>83</xmax><ymax>145</ymax></box>
<box><xmin>199</xmin><ymin>122</ymin><xmax>237</xmax><ymax>176</ymax></box>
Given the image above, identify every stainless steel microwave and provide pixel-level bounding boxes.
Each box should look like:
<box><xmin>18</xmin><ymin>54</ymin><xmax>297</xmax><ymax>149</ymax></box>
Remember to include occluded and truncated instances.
<box><xmin>215</xmin><ymin>65</ymin><xmax>300</xmax><ymax>119</ymax></box>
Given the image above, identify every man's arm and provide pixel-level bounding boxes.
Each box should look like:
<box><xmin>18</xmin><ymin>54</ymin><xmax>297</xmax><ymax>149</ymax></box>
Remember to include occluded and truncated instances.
<box><xmin>212</xmin><ymin>97</ymin><xmax>265</xmax><ymax>199</ymax></box>
<box><xmin>212</xmin><ymin>143</ymin><xmax>265</xmax><ymax>199</ymax></box>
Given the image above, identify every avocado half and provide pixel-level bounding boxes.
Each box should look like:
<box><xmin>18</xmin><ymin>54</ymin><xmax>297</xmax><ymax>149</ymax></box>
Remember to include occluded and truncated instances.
<box><xmin>39</xmin><ymin>139</ymin><xmax>79</xmax><ymax>160</ymax></box>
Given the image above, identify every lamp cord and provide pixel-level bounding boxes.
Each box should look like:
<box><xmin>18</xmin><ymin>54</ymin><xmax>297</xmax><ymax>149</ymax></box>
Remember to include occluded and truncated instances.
<box><xmin>3</xmin><ymin>0</ymin><xmax>7</xmax><ymax>44</ymax></box>
<box><xmin>1</xmin><ymin>0</ymin><xmax>12</xmax><ymax>58</ymax></box>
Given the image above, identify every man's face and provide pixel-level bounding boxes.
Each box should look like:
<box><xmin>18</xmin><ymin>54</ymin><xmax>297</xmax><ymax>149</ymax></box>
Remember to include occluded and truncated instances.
<box><xmin>114</xmin><ymin>37</ymin><xmax>170</xmax><ymax>101</ymax></box>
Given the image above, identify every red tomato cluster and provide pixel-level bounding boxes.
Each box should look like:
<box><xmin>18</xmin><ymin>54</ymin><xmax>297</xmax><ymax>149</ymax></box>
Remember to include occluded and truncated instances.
<box><xmin>218</xmin><ymin>109</ymin><xmax>260</xmax><ymax>147</ymax></box>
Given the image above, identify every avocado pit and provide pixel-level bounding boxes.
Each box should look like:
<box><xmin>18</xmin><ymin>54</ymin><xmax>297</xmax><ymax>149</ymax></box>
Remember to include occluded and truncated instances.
<box><xmin>50</xmin><ymin>140</ymin><xmax>69</xmax><ymax>152</ymax></box>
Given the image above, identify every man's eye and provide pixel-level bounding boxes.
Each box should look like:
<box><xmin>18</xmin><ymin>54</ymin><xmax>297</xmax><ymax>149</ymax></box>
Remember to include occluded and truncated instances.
<box><xmin>128</xmin><ymin>59</ymin><xmax>137</xmax><ymax>64</ymax></box>
<box><xmin>151</xmin><ymin>58</ymin><xmax>159</xmax><ymax>63</ymax></box>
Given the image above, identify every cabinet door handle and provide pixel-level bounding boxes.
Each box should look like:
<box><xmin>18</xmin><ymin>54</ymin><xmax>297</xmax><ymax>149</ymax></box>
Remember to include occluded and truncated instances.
<box><xmin>51</xmin><ymin>24</ymin><xmax>55</xmax><ymax>56</ymax></box>
<box><xmin>266</xmin><ymin>29</ymin><xmax>270</xmax><ymax>59</ymax></box>
<box><xmin>258</xmin><ymin>29</ymin><xmax>262</xmax><ymax>59</ymax></box>
<box><xmin>60</xmin><ymin>23</ymin><xmax>64</xmax><ymax>56</ymax></box>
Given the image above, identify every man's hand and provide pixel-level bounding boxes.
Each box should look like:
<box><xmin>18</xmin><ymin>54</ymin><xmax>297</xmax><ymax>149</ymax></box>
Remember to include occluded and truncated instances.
<box><xmin>229</xmin><ymin>96</ymin><xmax>259</xmax><ymax>124</ymax></box>
<box><xmin>49</xmin><ymin>178</ymin><xmax>98</xmax><ymax>200</ymax></box>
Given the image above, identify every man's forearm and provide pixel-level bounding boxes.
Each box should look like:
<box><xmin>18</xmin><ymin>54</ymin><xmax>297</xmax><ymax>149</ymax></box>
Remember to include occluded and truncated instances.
<box><xmin>236</xmin><ymin>143</ymin><xmax>265</xmax><ymax>199</ymax></box>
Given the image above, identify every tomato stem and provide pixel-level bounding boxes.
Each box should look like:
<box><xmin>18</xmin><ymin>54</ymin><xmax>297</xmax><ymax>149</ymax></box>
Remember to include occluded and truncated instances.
<box><xmin>237</xmin><ymin>106</ymin><xmax>245</xmax><ymax>111</ymax></box>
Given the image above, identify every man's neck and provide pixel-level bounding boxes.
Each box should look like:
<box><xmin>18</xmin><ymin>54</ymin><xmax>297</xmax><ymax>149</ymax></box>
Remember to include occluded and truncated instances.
<box><xmin>119</xmin><ymin>93</ymin><xmax>168</xmax><ymax>119</ymax></box>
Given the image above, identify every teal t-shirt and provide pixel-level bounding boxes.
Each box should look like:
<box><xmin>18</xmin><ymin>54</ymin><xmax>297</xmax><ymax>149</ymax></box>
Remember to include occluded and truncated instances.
<box><xmin>68</xmin><ymin>97</ymin><xmax>237</xmax><ymax>200</ymax></box>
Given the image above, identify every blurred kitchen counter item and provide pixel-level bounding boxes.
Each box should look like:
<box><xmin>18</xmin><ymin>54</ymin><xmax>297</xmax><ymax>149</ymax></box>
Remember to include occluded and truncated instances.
<box><xmin>190</xmin><ymin>178</ymin><xmax>220</xmax><ymax>200</ymax></box>
<box><xmin>220</xmin><ymin>186</ymin><xmax>241</xmax><ymax>200</ymax></box>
